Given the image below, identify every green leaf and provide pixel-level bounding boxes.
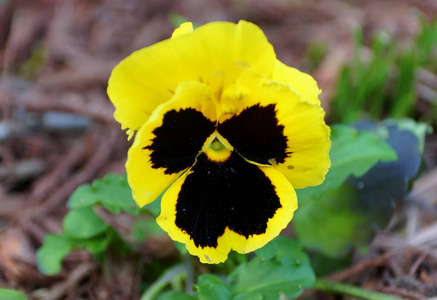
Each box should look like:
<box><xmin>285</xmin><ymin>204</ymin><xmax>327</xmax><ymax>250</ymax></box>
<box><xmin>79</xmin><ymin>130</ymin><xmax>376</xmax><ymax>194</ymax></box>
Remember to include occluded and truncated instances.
<box><xmin>391</xmin><ymin>50</ymin><xmax>417</xmax><ymax>118</ymax></box>
<box><xmin>297</xmin><ymin>124</ymin><xmax>397</xmax><ymax>204</ymax></box>
<box><xmin>36</xmin><ymin>234</ymin><xmax>72</xmax><ymax>275</ymax></box>
<box><xmin>310</xmin><ymin>252</ymin><xmax>351</xmax><ymax>277</ymax></box>
<box><xmin>195</xmin><ymin>274</ymin><xmax>231</xmax><ymax>300</ymax></box>
<box><xmin>255</xmin><ymin>236</ymin><xmax>309</xmax><ymax>265</ymax></box>
<box><xmin>0</xmin><ymin>289</ymin><xmax>28</xmax><ymax>300</ymax></box>
<box><xmin>295</xmin><ymin>120</ymin><xmax>426</xmax><ymax>258</ymax></box>
<box><xmin>232</xmin><ymin>292</ymin><xmax>262</xmax><ymax>300</ymax></box>
<box><xmin>147</xmin><ymin>193</ymin><xmax>162</xmax><ymax>216</ymax></box>
<box><xmin>417</xmin><ymin>17</ymin><xmax>437</xmax><ymax>61</ymax></box>
<box><xmin>63</xmin><ymin>207</ymin><xmax>107</xmax><ymax>239</ymax></box>
<box><xmin>72</xmin><ymin>232</ymin><xmax>112</xmax><ymax>254</ymax></box>
<box><xmin>294</xmin><ymin>187</ymin><xmax>366</xmax><ymax>258</ymax></box>
<box><xmin>199</xmin><ymin>274</ymin><xmax>225</xmax><ymax>286</ymax></box>
<box><xmin>173</xmin><ymin>241</ymin><xmax>188</xmax><ymax>255</ymax></box>
<box><xmin>158</xmin><ymin>291</ymin><xmax>196</xmax><ymax>300</ymax></box>
<box><xmin>384</xmin><ymin>119</ymin><xmax>432</xmax><ymax>153</ymax></box>
<box><xmin>228</xmin><ymin>257</ymin><xmax>315</xmax><ymax>300</ymax></box>
<box><xmin>132</xmin><ymin>218</ymin><xmax>164</xmax><ymax>241</ymax></box>
<box><xmin>68</xmin><ymin>173</ymin><xmax>142</xmax><ymax>215</ymax></box>
<box><xmin>192</xmin><ymin>241</ymin><xmax>314</xmax><ymax>300</ymax></box>
<box><xmin>326</xmin><ymin>125</ymin><xmax>398</xmax><ymax>187</ymax></box>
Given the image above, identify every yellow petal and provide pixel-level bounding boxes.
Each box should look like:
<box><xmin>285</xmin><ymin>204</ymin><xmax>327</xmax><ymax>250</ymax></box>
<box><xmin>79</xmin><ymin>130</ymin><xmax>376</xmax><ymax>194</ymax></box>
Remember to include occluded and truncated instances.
<box><xmin>157</xmin><ymin>152</ymin><xmax>297</xmax><ymax>264</ymax></box>
<box><xmin>127</xmin><ymin>81</ymin><xmax>216</xmax><ymax>207</ymax></box>
<box><xmin>219</xmin><ymin>69</ymin><xmax>330</xmax><ymax>188</ymax></box>
<box><xmin>171</xmin><ymin>22</ymin><xmax>194</xmax><ymax>38</ymax></box>
<box><xmin>107</xmin><ymin>21</ymin><xmax>276</xmax><ymax>132</ymax></box>
<box><xmin>271</xmin><ymin>60</ymin><xmax>321</xmax><ymax>105</ymax></box>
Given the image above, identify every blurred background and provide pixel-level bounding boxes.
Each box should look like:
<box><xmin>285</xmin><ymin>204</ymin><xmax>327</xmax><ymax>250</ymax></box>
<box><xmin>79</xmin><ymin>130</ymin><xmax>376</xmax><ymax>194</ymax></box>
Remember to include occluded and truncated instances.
<box><xmin>1</xmin><ymin>0</ymin><xmax>437</xmax><ymax>299</ymax></box>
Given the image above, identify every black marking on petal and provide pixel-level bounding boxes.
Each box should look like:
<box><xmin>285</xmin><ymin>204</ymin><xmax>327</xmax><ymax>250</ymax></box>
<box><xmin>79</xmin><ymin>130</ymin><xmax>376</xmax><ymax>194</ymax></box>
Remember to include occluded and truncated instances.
<box><xmin>145</xmin><ymin>108</ymin><xmax>215</xmax><ymax>174</ymax></box>
<box><xmin>218</xmin><ymin>104</ymin><xmax>289</xmax><ymax>165</ymax></box>
<box><xmin>175</xmin><ymin>152</ymin><xmax>281</xmax><ymax>248</ymax></box>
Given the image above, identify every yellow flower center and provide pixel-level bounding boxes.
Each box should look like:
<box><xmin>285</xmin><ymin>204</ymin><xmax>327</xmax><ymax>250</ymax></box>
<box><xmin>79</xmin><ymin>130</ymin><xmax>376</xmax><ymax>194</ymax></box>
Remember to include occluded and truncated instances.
<box><xmin>211</xmin><ymin>139</ymin><xmax>225</xmax><ymax>151</ymax></box>
<box><xmin>204</xmin><ymin>138</ymin><xmax>231</xmax><ymax>162</ymax></box>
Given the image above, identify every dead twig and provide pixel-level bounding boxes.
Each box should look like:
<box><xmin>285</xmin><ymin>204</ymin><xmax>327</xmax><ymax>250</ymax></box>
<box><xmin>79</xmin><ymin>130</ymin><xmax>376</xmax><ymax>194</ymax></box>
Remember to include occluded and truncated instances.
<box><xmin>39</xmin><ymin>262</ymin><xmax>97</xmax><ymax>300</ymax></box>
<box><xmin>14</xmin><ymin>88</ymin><xmax>115</xmax><ymax>124</ymax></box>
<box><xmin>35</xmin><ymin>126</ymin><xmax>119</xmax><ymax>216</ymax></box>
<box><xmin>327</xmin><ymin>251</ymin><xmax>396</xmax><ymax>282</ymax></box>
<box><xmin>377</xmin><ymin>286</ymin><xmax>428</xmax><ymax>300</ymax></box>
<box><xmin>408</xmin><ymin>223</ymin><xmax>437</xmax><ymax>247</ymax></box>
<box><xmin>28</xmin><ymin>131</ymin><xmax>90</xmax><ymax>204</ymax></box>
<box><xmin>408</xmin><ymin>251</ymin><xmax>429</xmax><ymax>277</ymax></box>
<box><xmin>0</xmin><ymin>159</ymin><xmax>46</xmax><ymax>181</ymax></box>
<box><xmin>36</xmin><ymin>58</ymin><xmax>120</xmax><ymax>89</ymax></box>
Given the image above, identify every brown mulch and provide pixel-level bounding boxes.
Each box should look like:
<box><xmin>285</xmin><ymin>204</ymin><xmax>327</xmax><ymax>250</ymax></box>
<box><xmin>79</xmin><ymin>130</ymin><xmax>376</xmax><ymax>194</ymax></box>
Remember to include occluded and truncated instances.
<box><xmin>1</xmin><ymin>0</ymin><xmax>437</xmax><ymax>299</ymax></box>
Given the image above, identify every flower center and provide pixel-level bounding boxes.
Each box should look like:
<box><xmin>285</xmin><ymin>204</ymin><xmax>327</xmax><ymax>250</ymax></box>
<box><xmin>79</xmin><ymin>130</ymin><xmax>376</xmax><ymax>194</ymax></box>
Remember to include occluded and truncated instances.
<box><xmin>211</xmin><ymin>139</ymin><xmax>225</xmax><ymax>151</ymax></box>
<box><xmin>204</xmin><ymin>138</ymin><xmax>231</xmax><ymax>162</ymax></box>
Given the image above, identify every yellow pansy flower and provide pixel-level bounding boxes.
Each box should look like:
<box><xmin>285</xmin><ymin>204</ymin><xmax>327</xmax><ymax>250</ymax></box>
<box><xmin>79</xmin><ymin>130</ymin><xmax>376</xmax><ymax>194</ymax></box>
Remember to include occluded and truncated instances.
<box><xmin>107</xmin><ymin>21</ymin><xmax>330</xmax><ymax>264</ymax></box>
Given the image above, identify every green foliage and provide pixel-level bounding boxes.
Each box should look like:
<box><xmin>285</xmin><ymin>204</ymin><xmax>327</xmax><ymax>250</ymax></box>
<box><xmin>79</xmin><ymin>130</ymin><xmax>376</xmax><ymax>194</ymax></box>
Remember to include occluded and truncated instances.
<box><xmin>417</xmin><ymin>17</ymin><xmax>437</xmax><ymax>66</ymax></box>
<box><xmin>68</xmin><ymin>173</ymin><xmax>150</xmax><ymax>215</ymax></box>
<box><xmin>0</xmin><ymin>289</ymin><xmax>28</xmax><ymax>300</ymax></box>
<box><xmin>36</xmin><ymin>234</ymin><xmax>72</xmax><ymax>275</ymax></box>
<box><xmin>305</xmin><ymin>40</ymin><xmax>327</xmax><ymax>71</ymax></box>
<box><xmin>330</xmin><ymin>18</ymin><xmax>437</xmax><ymax>123</ymax></box>
<box><xmin>37</xmin><ymin>119</ymin><xmax>425</xmax><ymax>295</ymax></box>
<box><xmin>315</xmin><ymin>279</ymin><xmax>404</xmax><ymax>300</ymax></box>
<box><xmin>37</xmin><ymin>173</ymin><xmax>139</xmax><ymax>275</ymax></box>
<box><xmin>158</xmin><ymin>291</ymin><xmax>196</xmax><ymax>300</ymax></box>
<box><xmin>64</xmin><ymin>207</ymin><xmax>108</xmax><ymax>239</ymax></box>
<box><xmin>294</xmin><ymin>120</ymin><xmax>426</xmax><ymax>259</ymax></box>
<box><xmin>133</xmin><ymin>218</ymin><xmax>165</xmax><ymax>241</ymax></box>
<box><xmin>255</xmin><ymin>236</ymin><xmax>309</xmax><ymax>265</ymax></box>
<box><xmin>36</xmin><ymin>223</ymin><xmax>123</xmax><ymax>275</ymax></box>
<box><xmin>194</xmin><ymin>237</ymin><xmax>314</xmax><ymax>300</ymax></box>
<box><xmin>309</xmin><ymin>253</ymin><xmax>351</xmax><ymax>277</ymax></box>
<box><xmin>228</xmin><ymin>257</ymin><xmax>313</xmax><ymax>300</ymax></box>
<box><xmin>324</xmin><ymin>124</ymin><xmax>397</xmax><ymax>187</ymax></box>
<box><xmin>36</xmin><ymin>122</ymin><xmax>426</xmax><ymax>297</ymax></box>
<box><xmin>151</xmin><ymin>237</ymin><xmax>314</xmax><ymax>300</ymax></box>
<box><xmin>195</xmin><ymin>274</ymin><xmax>231</xmax><ymax>300</ymax></box>
<box><xmin>389</xmin><ymin>118</ymin><xmax>432</xmax><ymax>152</ymax></box>
<box><xmin>296</xmin><ymin>124</ymin><xmax>397</xmax><ymax>205</ymax></box>
<box><xmin>295</xmin><ymin>187</ymin><xmax>365</xmax><ymax>258</ymax></box>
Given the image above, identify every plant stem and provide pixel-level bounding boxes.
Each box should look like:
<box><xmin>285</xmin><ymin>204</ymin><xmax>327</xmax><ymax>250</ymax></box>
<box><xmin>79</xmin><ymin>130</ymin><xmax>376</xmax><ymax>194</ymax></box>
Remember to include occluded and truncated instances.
<box><xmin>315</xmin><ymin>279</ymin><xmax>403</xmax><ymax>300</ymax></box>
<box><xmin>182</xmin><ymin>254</ymin><xmax>195</xmax><ymax>295</ymax></box>
<box><xmin>140</xmin><ymin>264</ymin><xmax>186</xmax><ymax>300</ymax></box>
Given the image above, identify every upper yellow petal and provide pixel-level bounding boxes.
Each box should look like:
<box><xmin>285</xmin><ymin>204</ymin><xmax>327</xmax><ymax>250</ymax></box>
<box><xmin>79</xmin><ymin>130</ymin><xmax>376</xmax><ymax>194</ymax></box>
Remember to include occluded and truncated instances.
<box><xmin>270</xmin><ymin>60</ymin><xmax>321</xmax><ymax>105</ymax></box>
<box><xmin>108</xmin><ymin>21</ymin><xmax>276</xmax><ymax>133</ymax></box>
<box><xmin>127</xmin><ymin>81</ymin><xmax>216</xmax><ymax>207</ymax></box>
<box><xmin>220</xmin><ymin>69</ymin><xmax>331</xmax><ymax>188</ymax></box>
